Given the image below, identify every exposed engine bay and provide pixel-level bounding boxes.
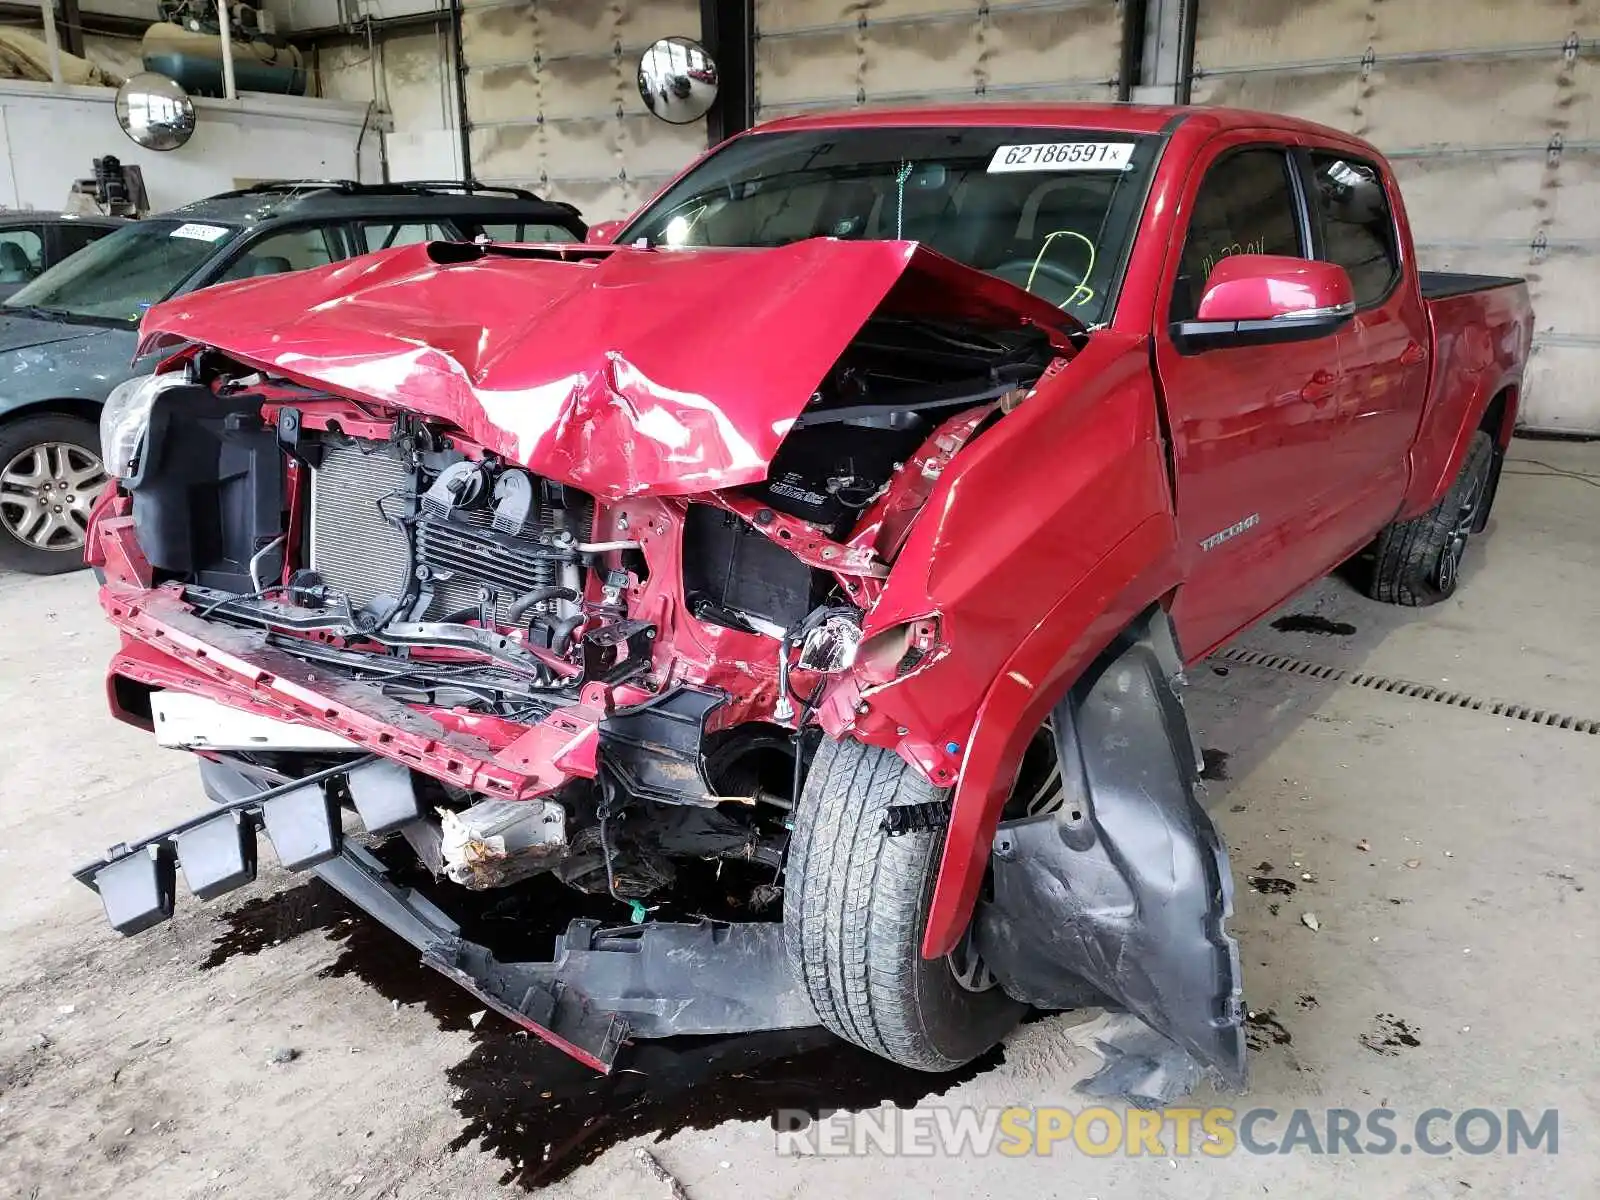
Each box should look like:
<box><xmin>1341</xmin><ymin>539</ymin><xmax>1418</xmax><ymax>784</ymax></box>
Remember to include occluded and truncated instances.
<box><xmin>97</xmin><ymin>312</ymin><xmax>1056</xmax><ymax>921</ymax></box>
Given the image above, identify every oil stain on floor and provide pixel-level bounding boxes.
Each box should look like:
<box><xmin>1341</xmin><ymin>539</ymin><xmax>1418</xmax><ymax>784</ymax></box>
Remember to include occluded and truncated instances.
<box><xmin>203</xmin><ymin>870</ymin><xmax>1001</xmax><ymax>1189</ymax></box>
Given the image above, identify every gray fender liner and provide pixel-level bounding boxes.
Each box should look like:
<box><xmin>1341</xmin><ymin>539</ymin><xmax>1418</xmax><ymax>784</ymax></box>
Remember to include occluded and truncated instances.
<box><xmin>973</xmin><ymin>614</ymin><xmax>1246</xmax><ymax>1104</ymax></box>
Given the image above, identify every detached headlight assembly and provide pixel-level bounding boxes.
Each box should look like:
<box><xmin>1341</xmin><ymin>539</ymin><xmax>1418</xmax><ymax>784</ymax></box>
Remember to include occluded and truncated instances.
<box><xmin>100</xmin><ymin>373</ymin><xmax>186</xmax><ymax>479</ymax></box>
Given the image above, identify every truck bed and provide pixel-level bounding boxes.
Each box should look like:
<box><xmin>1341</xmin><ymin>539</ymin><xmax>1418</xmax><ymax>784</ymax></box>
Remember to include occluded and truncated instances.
<box><xmin>1418</xmin><ymin>270</ymin><xmax>1525</xmax><ymax>301</ymax></box>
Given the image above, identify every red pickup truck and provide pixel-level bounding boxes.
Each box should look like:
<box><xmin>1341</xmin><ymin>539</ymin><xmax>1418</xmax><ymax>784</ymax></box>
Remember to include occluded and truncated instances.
<box><xmin>79</xmin><ymin>104</ymin><xmax>1530</xmax><ymax>1102</ymax></box>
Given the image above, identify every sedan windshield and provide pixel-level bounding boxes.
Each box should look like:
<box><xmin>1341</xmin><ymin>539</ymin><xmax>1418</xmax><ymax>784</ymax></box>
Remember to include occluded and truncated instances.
<box><xmin>4</xmin><ymin>218</ymin><xmax>239</xmax><ymax>324</ymax></box>
<box><xmin>620</xmin><ymin>126</ymin><xmax>1159</xmax><ymax>324</ymax></box>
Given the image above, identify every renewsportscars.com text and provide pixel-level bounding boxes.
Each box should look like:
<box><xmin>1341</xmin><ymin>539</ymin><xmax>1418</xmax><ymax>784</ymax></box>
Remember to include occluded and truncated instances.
<box><xmin>774</xmin><ymin>1105</ymin><xmax>1559</xmax><ymax>1158</ymax></box>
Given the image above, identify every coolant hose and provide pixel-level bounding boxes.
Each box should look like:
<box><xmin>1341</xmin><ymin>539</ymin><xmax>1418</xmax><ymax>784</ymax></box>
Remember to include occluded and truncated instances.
<box><xmin>550</xmin><ymin>614</ymin><xmax>584</xmax><ymax>655</ymax></box>
<box><xmin>507</xmin><ymin>584</ymin><xmax>579</xmax><ymax>625</ymax></box>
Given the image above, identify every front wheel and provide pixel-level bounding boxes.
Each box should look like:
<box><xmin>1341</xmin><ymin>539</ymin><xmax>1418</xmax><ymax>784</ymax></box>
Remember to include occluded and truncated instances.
<box><xmin>783</xmin><ymin>737</ymin><xmax>1024</xmax><ymax>1072</ymax></box>
<box><xmin>1367</xmin><ymin>430</ymin><xmax>1494</xmax><ymax>606</ymax></box>
<box><xmin>0</xmin><ymin>414</ymin><xmax>108</xmax><ymax>575</ymax></box>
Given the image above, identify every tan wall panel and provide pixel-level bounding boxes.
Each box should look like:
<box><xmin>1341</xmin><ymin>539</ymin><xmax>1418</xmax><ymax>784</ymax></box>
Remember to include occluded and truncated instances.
<box><xmin>756</xmin><ymin>27</ymin><xmax>859</xmax><ymax>106</ymax></box>
<box><xmin>382</xmin><ymin>32</ymin><xmax>457</xmax><ymax>133</ymax></box>
<box><xmin>470</xmin><ymin>123</ymin><xmax>542</xmax><ymax>179</ymax></box>
<box><xmin>1366</xmin><ymin>0</ymin><xmax>1599</xmax><ymax>56</ymax></box>
<box><xmin>460</xmin><ymin>3</ymin><xmax>540</xmax><ymax>65</ymax></box>
<box><xmin>757</xmin><ymin>0</ymin><xmax>979</xmax><ymax>35</ymax></box>
<box><xmin>465</xmin><ymin>63</ymin><xmax>541</xmax><ymax>123</ymax></box>
<box><xmin>1360</xmin><ymin>56</ymin><xmax>1592</xmax><ymax>149</ymax></box>
<box><xmin>1195</xmin><ymin>0</ymin><xmax>1373</xmax><ymax>68</ymax></box>
<box><xmin>1520</xmin><ymin>345</ymin><xmax>1599</xmax><ymax>431</ymax></box>
<box><xmin>517</xmin><ymin>0</ymin><xmax>612</xmax><ymax>58</ymax></box>
<box><xmin>1190</xmin><ymin>68</ymin><xmax>1364</xmax><ymax>130</ymax></box>
<box><xmin>537</xmin><ymin>57</ymin><xmax>628</xmax><ymax>121</ymax></box>
<box><xmin>1197</xmin><ymin>0</ymin><xmax>1599</xmax><ymax>69</ymax></box>
<box><xmin>860</xmin><ymin>20</ymin><xmax>980</xmax><ymax>97</ymax></box>
<box><xmin>614</xmin><ymin>0</ymin><xmax>701</xmax><ymax>48</ymax></box>
<box><xmin>981</xmin><ymin>4</ymin><xmax>1122</xmax><ymax>89</ymax></box>
<box><xmin>1391</xmin><ymin>157</ymin><xmax>1554</xmax><ymax>244</ymax></box>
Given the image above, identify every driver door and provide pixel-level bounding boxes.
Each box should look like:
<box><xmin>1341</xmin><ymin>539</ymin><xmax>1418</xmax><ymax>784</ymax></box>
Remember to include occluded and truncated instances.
<box><xmin>1154</xmin><ymin>137</ymin><xmax>1350</xmax><ymax>658</ymax></box>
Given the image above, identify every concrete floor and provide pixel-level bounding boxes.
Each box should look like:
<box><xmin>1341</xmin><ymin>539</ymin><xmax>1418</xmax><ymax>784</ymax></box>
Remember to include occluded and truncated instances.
<box><xmin>1</xmin><ymin>439</ymin><xmax>1596</xmax><ymax>1198</ymax></box>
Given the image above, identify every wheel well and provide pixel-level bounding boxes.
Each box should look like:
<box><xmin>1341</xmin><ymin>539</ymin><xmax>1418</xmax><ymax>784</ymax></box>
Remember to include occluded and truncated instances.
<box><xmin>1478</xmin><ymin>388</ymin><xmax>1514</xmax><ymax>447</ymax></box>
<box><xmin>1</xmin><ymin>398</ymin><xmax>103</xmax><ymax>430</ymax></box>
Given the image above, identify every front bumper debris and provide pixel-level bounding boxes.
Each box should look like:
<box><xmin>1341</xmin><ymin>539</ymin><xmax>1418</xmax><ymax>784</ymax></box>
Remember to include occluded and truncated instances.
<box><xmin>73</xmin><ymin>757</ymin><xmax>816</xmax><ymax>1072</ymax></box>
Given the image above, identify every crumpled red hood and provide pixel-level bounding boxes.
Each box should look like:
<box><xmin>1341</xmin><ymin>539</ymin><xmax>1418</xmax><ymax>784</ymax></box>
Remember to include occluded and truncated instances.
<box><xmin>139</xmin><ymin>240</ymin><xmax>1076</xmax><ymax>499</ymax></box>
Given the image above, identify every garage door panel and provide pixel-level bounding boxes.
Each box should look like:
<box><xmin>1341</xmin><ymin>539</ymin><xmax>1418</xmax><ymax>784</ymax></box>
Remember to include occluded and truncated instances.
<box><xmin>470</xmin><ymin>124</ymin><xmax>541</xmax><ymax>181</ymax></box>
<box><xmin>465</xmin><ymin>64</ymin><xmax>540</xmax><ymax>124</ymax></box>
<box><xmin>1419</xmin><ymin>244</ymin><xmax>1599</xmax><ymax>341</ymax></box>
<box><xmin>1366</xmin><ymin>0</ymin><xmax>1600</xmax><ymax>56</ymax></box>
<box><xmin>1391</xmin><ymin>156</ymin><xmax>1553</xmax><ymax>242</ymax></box>
<box><xmin>1520</xmin><ymin>344</ymin><xmax>1600</xmax><ymax>431</ymax></box>
<box><xmin>615</xmin><ymin>0</ymin><xmax>701</xmax><ymax>50</ymax></box>
<box><xmin>536</xmin><ymin>58</ymin><xmax>626</xmax><ymax>121</ymax></box>
<box><xmin>981</xmin><ymin>4</ymin><xmax>1122</xmax><ymax>90</ymax></box>
<box><xmin>860</xmin><ymin>20</ymin><xmax>980</xmax><ymax>98</ymax></box>
<box><xmin>1191</xmin><ymin>69</ymin><xmax>1362</xmax><ymax>131</ymax></box>
<box><xmin>756</xmin><ymin>28</ymin><xmax>858</xmax><ymax>108</ymax></box>
<box><xmin>526</xmin><ymin>0</ymin><xmax>616</xmax><ymax>57</ymax></box>
<box><xmin>615</xmin><ymin>114</ymin><xmax>707</xmax><ymax>177</ymax></box>
<box><xmin>1195</xmin><ymin>0</ymin><xmax>1373</xmax><ymax>68</ymax></box>
<box><xmin>1360</xmin><ymin>57</ymin><xmax>1583</xmax><ymax>150</ymax></box>
<box><xmin>460</xmin><ymin>3</ymin><xmax>539</xmax><ymax>65</ymax></box>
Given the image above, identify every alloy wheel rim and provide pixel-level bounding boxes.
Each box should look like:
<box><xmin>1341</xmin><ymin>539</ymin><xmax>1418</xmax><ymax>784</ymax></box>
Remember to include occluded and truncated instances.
<box><xmin>1437</xmin><ymin>458</ymin><xmax>1490</xmax><ymax>591</ymax></box>
<box><xmin>947</xmin><ymin>924</ymin><xmax>999</xmax><ymax>993</ymax></box>
<box><xmin>0</xmin><ymin>441</ymin><xmax>108</xmax><ymax>552</ymax></box>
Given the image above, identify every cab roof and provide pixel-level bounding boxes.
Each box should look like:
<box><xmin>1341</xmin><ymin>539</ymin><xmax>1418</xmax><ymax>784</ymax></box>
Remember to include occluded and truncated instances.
<box><xmin>749</xmin><ymin>102</ymin><xmax>1359</xmax><ymax>145</ymax></box>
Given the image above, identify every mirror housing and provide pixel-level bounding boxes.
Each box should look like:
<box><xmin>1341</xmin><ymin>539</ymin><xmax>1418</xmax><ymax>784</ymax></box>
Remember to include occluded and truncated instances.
<box><xmin>638</xmin><ymin>36</ymin><xmax>720</xmax><ymax>125</ymax></box>
<box><xmin>585</xmin><ymin>219</ymin><xmax>625</xmax><ymax>245</ymax></box>
<box><xmin>114</xmin><ymin>71</ymin><xmax>196</xmax><ymax>152</ymax></box>
<box><xmin>1173</xmin><ymin>255</ymin><xmax>1354</xmax><ymax>353</ymax></box>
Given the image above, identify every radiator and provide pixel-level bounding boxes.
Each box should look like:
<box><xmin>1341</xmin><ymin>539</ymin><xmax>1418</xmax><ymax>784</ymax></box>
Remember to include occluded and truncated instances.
<box><xmin>307</xmin><ymin>439</ymin><xmax>563</xmax><ymax>622</ymax></box>
<box><xmin>307</xmin><ymin>440</ymin><xmax>410</xmax><ymax>609</ymax></box>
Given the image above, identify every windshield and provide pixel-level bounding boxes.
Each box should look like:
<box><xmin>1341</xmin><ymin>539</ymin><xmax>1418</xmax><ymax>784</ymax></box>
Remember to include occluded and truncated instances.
<box><xmin>4</xmin><ymin>218</ymin><xmax>240</xmax><ymax>323</ymax></box>
<box><xmin>620</xmin><ymin>126</ymin><xmax>1159</xmax><ymax>325</ymax></box>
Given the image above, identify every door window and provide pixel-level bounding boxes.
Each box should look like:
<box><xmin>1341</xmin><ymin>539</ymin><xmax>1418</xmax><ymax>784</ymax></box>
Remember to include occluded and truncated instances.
<box><xmin>0</xmin><ymin>228</ymin><xmax>44</xmax><ymax>284</ymax></box>
<box><xmin>1307</xmin><ymin>153</ymin><xmax>1399</xmax><ymax>307</ymax></box>
<box><xmin>359</xmin><ymin>222</ymin><xmax>452</xmax><ymax>252</ymax></box>
<box><xmin>1171</xmin><ymin>149</ymin><xmax>1304</xmax><ymax>321</ymax></box>
<box><xmin>477</xmin><ymin>221</ymin><xmax>580</xmax><ymax>243</ymax></box>
<box><xmin>218</xmin><ymin>227</ymin><xmax>342</xmax><ymax>283</ymax></box>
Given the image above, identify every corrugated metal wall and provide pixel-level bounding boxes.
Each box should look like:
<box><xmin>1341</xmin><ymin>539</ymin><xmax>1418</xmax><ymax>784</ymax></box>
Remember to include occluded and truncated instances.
<box><xmin>753</xmin><ymin>1</ymin><xmax>1126</xmax><ymax>121</ymax></box>
<box><xmin>459</xmin><ymin>0</ymin><xmax>708</xmax><ymax>219</ymax></box>
<box><xmin>1192</xmin><ymin>0</ymin><xmax>1600</xmax><ymax>434</ymax></box>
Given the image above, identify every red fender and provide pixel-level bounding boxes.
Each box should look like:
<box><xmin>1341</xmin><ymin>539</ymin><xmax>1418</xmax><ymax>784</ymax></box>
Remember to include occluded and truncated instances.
<box><xmin>921</xmin><ymin>513</ymin><xmax>1181</xmax><ymax>958</ymax></box>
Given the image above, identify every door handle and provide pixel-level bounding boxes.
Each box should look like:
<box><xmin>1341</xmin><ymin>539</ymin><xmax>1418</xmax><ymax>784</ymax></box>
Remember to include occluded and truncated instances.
<box><xmin>1400</xmin><ymin>340</ymin><xmax>1428</xmax><ymax>366</ymax></box>
<box><xmin>1301</xmin><ymin>368</ymin><xmax>1337</xmax><ymax>403</ymax></box>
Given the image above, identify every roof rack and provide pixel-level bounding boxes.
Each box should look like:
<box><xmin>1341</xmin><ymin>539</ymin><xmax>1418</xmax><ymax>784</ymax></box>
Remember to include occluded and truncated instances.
<box><xmin>204</xmin><ymin>179</ymin><xmax>558</xmax><ymax>203</ymax></box>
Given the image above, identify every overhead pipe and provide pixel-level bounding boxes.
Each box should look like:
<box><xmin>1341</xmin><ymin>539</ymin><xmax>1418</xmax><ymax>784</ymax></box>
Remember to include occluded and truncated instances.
<box><xmin>38</xmin><ymin>0</ymin><xmax>63</xmax><ymax>85</ymax></box>
<box><xmin>217</xmin><ymin>0</ymin><xmax>237</xmax><ymax>100</ymax></box>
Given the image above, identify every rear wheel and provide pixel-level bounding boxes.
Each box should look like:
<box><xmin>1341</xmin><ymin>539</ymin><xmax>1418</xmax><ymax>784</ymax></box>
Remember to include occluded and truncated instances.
<box><xmin>0</xmin><ymin>414</ymin><xmax>107</xmax><ymax>575</ymax></box>
<box><xmin>783</xmin><ymin>736</ymin><xmax>1024</xmax><ymax>1072</ymax></box>
<box><xmin>1367</xmin><ymin>431</ymin><xmax>1494</xmax><ymax>606</ymax></box>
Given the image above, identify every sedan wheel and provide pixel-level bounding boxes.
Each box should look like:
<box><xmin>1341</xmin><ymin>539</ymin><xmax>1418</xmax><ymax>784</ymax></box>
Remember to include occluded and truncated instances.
<box><xmin>0</xmin><ymin>415</ymin><xmax>109</xmax><ymax>574</ymax></box>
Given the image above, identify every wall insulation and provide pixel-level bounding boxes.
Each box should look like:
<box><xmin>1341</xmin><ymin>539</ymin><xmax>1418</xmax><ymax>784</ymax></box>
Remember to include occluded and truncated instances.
<box><xmin>459</xmin><ymin>0</ymin><xmax>707</xmax><ymax>220</ymax></box>
<box><xmin>752</xmin><ymin>0</ymin><xmax>1126</xmax><ymax>122</ymax></box>
<box><xmin>1192</xmin><ymin>0</ymin><xmax>1600</xmax><ymax>433</ymax></box>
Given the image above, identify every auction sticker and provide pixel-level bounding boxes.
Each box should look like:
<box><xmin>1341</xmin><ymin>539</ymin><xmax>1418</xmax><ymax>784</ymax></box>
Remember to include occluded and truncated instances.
<box><xmin>169</xmin><ymin>222</ymin><xmax>230</xmax><ymax>242</ymax></box>
<box><xmin>988</xmin><ymin>142</ymin><xmax>1135</xmax><ymax>172</ymax></box>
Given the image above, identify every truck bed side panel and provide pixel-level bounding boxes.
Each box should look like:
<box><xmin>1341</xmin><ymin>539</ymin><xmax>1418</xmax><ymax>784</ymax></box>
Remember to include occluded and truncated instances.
<box><xmin>1399</xmin><ymin>280</ymin><xmax>1532</xmax><ymax>519</ymax></box>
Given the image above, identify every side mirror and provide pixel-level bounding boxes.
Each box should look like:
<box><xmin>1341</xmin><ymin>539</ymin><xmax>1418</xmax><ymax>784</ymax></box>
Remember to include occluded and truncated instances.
<box><xmin>585</xmin><ymin>220</ymin><xmax>625</xmax><ymax>245</ymax></box>
<box><xmin>1173</xmin><ymin>255</ymin><xmax>1354</xmax><ymax>353</ymax></box>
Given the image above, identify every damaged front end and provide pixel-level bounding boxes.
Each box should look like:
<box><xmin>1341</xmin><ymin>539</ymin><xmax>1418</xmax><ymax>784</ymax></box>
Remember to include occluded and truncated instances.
<box><xmin>80</xmin><ymin>238</ymin><xmax>1245</xmax><ymax>1097</ymax></box>
<box><xmin>79</xmin><ymin>239</ymin><xmax>1074</xmax><ymax>1070</ymax></box>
